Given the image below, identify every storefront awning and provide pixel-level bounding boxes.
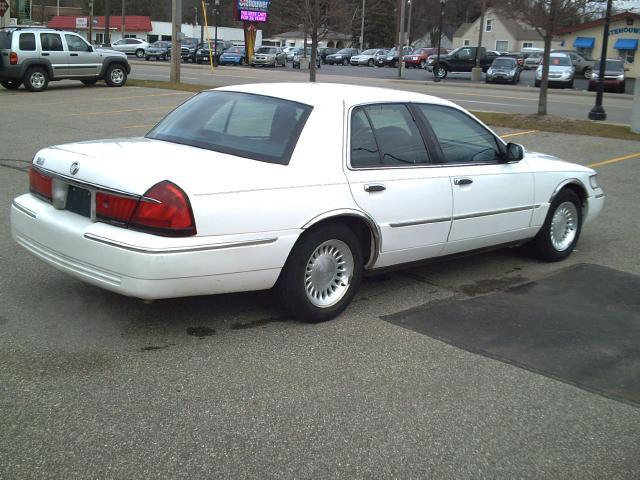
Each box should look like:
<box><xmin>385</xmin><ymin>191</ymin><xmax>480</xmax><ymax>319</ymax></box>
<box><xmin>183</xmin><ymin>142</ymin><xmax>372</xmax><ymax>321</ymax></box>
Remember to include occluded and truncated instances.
<box><xmin>573</xmin><ymin>37</ymin><xmax>595</xmax><ymax>48</ymax></box>
<box><xmin>613</xmin><ymin>38</ymin><xmax>638</xmax><ymax>50</ymax></box>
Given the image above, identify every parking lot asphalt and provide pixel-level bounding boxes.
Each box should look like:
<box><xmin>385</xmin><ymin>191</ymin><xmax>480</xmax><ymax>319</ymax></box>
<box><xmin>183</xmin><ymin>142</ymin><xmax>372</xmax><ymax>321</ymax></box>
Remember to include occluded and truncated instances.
<box><xmin>1</xmin><ymin>86</ymin><xmax>639</xmax><ymax>479</ymax></box>
<box><xmin>127</xmin><ymin>60</ymin><xmax>635</xmax><ymax>125</ymax></box>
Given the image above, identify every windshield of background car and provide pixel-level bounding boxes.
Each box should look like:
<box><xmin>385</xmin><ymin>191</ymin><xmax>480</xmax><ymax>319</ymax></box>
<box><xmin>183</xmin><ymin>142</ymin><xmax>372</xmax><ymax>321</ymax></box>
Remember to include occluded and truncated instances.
<box><xmin>337</xmin><ymin>49</ymin><xmax>351</xmax><ymax>54</ymax></box>
<box><xmin>362</xmin><ymin>49</ymin><xmax>377</xmax><ymax>55</ymax></box>
<box><xmin>147</xmin><ymin>92</ymin><xmax>313</xmax><ymax>165</ymax></box>
<box><xmin>492</xmin><ymin>58</ymin><xmax>516</xmax><ymax>68</ymax></box>
<box><xmin>227</xmin><ymin>47</ymin><xmax>244</xmax><ymax>53</ymax></box>
<box><xmin>600</xmin><ymin>60</ymin><xmax>624</xmax><ymax>72</ymax></box>
<box><xmin>257</xmin><ymin>47</ymin><xmax>277</xmax><ymax>54</ymax></box>
<box><xmin>550</xmin><ymin>56</ymin><xmax>572</xmax><ymax>66</ymax></box>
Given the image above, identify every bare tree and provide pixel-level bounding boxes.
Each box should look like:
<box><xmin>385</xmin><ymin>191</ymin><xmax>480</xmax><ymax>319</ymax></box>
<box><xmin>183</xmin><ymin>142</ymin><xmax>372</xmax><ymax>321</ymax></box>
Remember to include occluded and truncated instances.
<box><xmin>494</xmin><ymin>0</ymin><xmax>593</xmax><ymax>115</ymax></box>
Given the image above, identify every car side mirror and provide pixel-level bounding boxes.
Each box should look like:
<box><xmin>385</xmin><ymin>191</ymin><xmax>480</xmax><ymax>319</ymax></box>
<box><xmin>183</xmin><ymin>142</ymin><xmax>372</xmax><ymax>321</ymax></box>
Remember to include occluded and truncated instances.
<box><xmin>505</xmin><ymin>142</ymin><xmax>524</xmax><ymax>162</ymax></box>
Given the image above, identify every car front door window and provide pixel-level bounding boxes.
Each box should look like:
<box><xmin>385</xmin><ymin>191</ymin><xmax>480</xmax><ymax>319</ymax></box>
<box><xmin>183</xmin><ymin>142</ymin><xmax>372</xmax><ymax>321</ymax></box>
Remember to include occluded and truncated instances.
<box><xmin>416</xmin><ymin>104</ymin><xmax>502</xmax><ymax>164</ymax></box>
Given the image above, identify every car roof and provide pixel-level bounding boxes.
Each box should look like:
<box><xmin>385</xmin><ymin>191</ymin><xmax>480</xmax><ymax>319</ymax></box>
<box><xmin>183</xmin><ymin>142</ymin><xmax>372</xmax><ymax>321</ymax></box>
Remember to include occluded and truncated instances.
<box><xmin>216</xmin><ymin>83</ymin><xmax>458</xmax><ymax>109</ymax></box>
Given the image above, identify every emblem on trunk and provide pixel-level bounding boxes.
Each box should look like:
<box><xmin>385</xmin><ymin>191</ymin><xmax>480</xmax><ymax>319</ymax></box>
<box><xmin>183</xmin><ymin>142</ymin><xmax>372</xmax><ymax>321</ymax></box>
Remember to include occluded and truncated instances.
<box><xmin>70</xmin><ymin>162</ymin><xmax>80</xmax><ymax>175</ymax></box>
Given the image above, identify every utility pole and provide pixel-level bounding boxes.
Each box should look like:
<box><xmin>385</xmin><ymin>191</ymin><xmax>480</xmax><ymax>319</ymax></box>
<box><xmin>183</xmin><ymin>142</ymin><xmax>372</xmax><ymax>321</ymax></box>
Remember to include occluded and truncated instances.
<box><xmin>589</xmin><ymin>0</ymin><xmax>613</xmax><ymax>121</ymax></box>
<box><xmin>213</xmin><ymin>0</ymin><xmax>219</xmax><ymax>65</ymax></box>
<box><xmin>200</xmin><ymin>2</ymin><xmax>209</xmax><ymax>43</ymax></box>
<box><xmin>88</xmin><ymin>0</ymin><xmax>94</xmax><ymax>43</ymax></box>
<box><xmin>121</xmin><ymin>0</ymin><xmax>125</xmax><ymax>39</ymax></box>
<box><xmin>170</xmin><ymin>0</ymin><xmax>182</xmax><ymax>83</ymax></box>
<box><xmin>359</xmin><ymin>0</ymin><xmax>366</xmax><ymax>50</ymax></box>
<box><xmin>406</xmin><ymin>0</ymin><xmax>412</xmax><ymax>47</ymax></box>
<box><xmin>397</xmin><ymin>0</ymin><xmax>406</xmax><ymax>78</ymax></box>
<box><xmin>472</xmin><ymin>0</ymin><xmax>486</xmax><ymax>81</ymax></box>
<box><xmin>104</xmin><ymin>0</ymin><xmax>111</xmax><ymax>44</ymax></box>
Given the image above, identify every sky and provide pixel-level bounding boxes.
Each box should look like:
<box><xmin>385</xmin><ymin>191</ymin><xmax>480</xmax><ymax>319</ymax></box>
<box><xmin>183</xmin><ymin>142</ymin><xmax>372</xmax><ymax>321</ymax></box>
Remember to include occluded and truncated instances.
<box><xmin>615</xmin><ymin>0</ymin><xmax>640</xmax><ymax>12</ymax></box>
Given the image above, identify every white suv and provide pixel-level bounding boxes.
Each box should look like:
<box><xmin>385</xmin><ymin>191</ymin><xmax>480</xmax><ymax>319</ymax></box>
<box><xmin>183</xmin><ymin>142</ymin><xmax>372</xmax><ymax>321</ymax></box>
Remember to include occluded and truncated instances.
<box><xmin>110</xmin><ymin>38</ymin><xmax>149</xmax><ymax>58</ymax></box>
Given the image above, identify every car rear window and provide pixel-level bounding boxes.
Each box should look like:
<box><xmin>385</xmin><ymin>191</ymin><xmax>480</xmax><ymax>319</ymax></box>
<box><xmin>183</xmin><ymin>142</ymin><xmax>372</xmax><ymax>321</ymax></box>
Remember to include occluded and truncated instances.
<box><xmin>19</xmin><ymin>33</ymin><xmax>36</xmax><ymax>51</ymax></box>
<box><xmin>147</xmin><ymin>91</ymin><xmax>313</xmax><ymax>165</ymax></box>
<box><xmin>0</xmin><ymin>31</ymin><xmax>12</xmax><ymax>49</ymax></box>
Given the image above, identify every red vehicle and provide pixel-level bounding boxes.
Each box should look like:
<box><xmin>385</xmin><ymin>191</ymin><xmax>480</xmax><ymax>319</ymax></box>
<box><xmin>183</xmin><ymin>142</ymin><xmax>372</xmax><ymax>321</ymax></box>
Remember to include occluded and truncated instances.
<box><xmin>403</xmin><ymin>47</ymin><xmax>449</xmax><ymax>69</ymax></box>
<box><xmin>588</xmin><ymin>59</ymin><xmax>627</xmax><ymax>93</ymax></box>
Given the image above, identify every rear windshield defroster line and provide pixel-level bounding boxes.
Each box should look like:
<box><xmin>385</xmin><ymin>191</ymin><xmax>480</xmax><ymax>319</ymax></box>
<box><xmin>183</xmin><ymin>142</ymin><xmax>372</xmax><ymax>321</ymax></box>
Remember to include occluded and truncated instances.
<box><xmin>146</xmin><ymin>91</ymin><xmax>313</xmax><ymax>165</ymax></box>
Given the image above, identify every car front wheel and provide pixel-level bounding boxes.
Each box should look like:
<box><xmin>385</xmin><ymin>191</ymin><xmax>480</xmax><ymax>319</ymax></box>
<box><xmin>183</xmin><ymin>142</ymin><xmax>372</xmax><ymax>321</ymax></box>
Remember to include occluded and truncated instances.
<box><xmin>583</xmin><ymin>67</ymin><xmax>592</xmax><ymax>79</ymax></box>
<box><xmin>276</xmin><ymin>224</ymin><xmax>363</xmax><ymax>323</ymax></box>
<box><xmin>434</xmin><ymin>64</ymin><xmax>447</xmax><ymax>79</ymax></box>
<box><xmin>529</xmin><ymin>189</ymin><xmax>582</xmax><ymax>262</ymax></box>
<box><xmin>23</xmin><ymin>67</ymin><xmax>49</xmax><ymax>92</ymax></box>
<box><xmin>105</xmin><ymin>64</ymin><xmax>127</xmax><ymax>87</ymax></box>
<box><xmin>135</xmin><ymin>49</ymin><xmax>145</xmax><ymax>58</ymax></box>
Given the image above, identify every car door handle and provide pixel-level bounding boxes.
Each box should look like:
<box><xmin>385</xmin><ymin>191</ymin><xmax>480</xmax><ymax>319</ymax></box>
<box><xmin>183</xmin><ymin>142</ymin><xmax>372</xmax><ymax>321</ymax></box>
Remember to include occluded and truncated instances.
<box><xmin>454</xmin><ymin>178</ymin><xmax>473</xmax><ymax>186</ymax></box>
<box><xmin>70</xmin><ymin>53</ymin><xmax>79</xmax><ymax>56</ymax></box>
<box><xmin>41</xmin><ymin>53</ymin><xmax>50</xmax><ymax>56</ymax></box>
<box><xmin>364</xmin><ymin>184</ymin><xmax>386</xmax><ymax>193</ymax></box>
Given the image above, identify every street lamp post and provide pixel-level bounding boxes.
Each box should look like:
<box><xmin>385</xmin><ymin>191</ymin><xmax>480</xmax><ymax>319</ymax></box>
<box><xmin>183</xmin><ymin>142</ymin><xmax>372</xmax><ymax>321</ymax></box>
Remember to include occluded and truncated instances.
<box><xmin>433</xmin><ymin>0</ymin><xmax>445</xmax><ymax>82</ymax></box>
<box><xmin>213</xmin><ymin>0</ymin><xmax>220</xmax><ymax>66</ymax></box>
<box><xmin>589</xmin><ymin>0</ymin><xmax>613</xmax><ymax>121</ymax></box>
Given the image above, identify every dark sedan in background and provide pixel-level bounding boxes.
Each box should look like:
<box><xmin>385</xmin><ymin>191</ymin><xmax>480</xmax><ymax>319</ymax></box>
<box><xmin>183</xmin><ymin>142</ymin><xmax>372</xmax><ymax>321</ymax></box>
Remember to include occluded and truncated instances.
<box><xmin>325</xmin><ymin>48</ymin><xmax>360</xmax><ymax>65</ymax></box>
<box><xmin>318</xmin><ymin>47</ymin><xmax>339</xmax><ymax>64</ymax></box>
<box><xmin>145</xmin><ymin>41</ymin><xmax>170</xmax><ymax>61</ymax></box>
<box><xmin>485</xmin><ymin>56</ymin><xmax>521</xmax><ymax>84</ymax></box>
<box><xmin>588</xmin><ymin>59</ymin><xmax>627</xmax><ymax>93</ymax></box>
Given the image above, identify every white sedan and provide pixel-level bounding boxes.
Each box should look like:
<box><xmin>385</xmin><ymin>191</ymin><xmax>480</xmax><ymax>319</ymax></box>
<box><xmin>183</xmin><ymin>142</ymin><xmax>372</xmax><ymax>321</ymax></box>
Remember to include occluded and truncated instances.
<box><xmin>11</xmin><ymin>83</ymin><xmax>605</xmax><ymax>322</ymax></box>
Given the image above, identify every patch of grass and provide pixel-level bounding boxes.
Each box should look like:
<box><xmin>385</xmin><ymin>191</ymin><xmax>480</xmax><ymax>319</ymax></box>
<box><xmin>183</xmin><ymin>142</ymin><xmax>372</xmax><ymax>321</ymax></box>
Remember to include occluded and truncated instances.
<box><xmin>472</xmin><ymin>111</ymin><xmax>640</xmax><ymax>142</ymax></box>
<box><xmin>127</xmin><ymin>79</ymin><xmax>214</xmax><ymax>93</ymax></box>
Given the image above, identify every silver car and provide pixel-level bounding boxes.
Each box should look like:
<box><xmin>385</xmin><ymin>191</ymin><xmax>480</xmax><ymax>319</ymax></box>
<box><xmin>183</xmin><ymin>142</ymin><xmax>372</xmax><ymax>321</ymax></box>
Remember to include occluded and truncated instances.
<box><xmin>535</xmin><ymin>53</ymin><xmax>575</xmax><ymax>89</ymax></box>
<box><xmin>250</xmin><ymin>46</ymin><xmax>287</xmax><ymax>67</ymax></box>
<box><xmin>109</xmin><ymin>38</ymin><xmax>149</xmax><ymax>58</ymax></box>
<box><xmin>553</xmin><ymin>50</ymin><xmax>595</xmax><ymax>79</ymax></box>
<box><xmin>350</xmin><ymin>49</ymin><xmax>386</xmax><ymax>66</ymax></box>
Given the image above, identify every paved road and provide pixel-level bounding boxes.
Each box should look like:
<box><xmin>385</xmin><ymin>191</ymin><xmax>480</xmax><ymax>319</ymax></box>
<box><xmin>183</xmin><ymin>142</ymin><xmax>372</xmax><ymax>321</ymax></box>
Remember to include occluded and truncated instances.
<box><xmin>1</xmin><ymin>86</ymin><xmax>639</xmax><ymax>479</ymax></box>
<box><xmin>129</xmin><ymin>60</ymin><xmax>634</xmax><ymax>124</ymax></box>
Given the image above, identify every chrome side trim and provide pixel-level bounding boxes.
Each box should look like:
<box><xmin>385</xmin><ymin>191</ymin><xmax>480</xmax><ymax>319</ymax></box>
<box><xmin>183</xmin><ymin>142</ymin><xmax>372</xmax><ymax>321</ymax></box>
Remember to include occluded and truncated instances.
<box><xmin>549</xmin><ymin>178</ymin><xmax>588</xmax><ymax>203</ymax></box>
<box><xmin>595</xmin><ymin>193</ymin><xmax>605</xmax><ymax>199</ymax></box>
<box><xmin>12</xmin><ymin>201</ymin><xmax>37</xmax><ymax>218</ymax></box>
<box><xmin>302</xmin><ymin>209</ymin><xmax>382</xmax><ymax>270</ymax></box>
<box><xmin>84</xmin><ymin>233</ymin><xmax>278</xmax><ymax>254</ymax></box>
<box><xmin>390</xmin><ymin>217</ymin><xmax>451</xmax><ymax>228</ymax></box>
<box><xmin>453</xmin><ymin>205</ymin><xmax>540</xmax><ymax>221</ymax></box>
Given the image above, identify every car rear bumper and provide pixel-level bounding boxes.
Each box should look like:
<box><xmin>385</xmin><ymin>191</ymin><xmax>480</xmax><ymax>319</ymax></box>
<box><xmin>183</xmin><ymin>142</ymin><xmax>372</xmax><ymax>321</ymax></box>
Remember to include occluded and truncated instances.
<box><xmin>0</xmin><ymin>64</ymin><xmax>25</xmax><ymax>80</ymax></box>
<box><xmin>11</xmin><ymin>194</ymin><xmax>300</xmax><ymax>300</ymax></box>
<box><xmin>588</xmin><ymin>79</ymin><xmax>625</xmax><ymax>90</ymax></box>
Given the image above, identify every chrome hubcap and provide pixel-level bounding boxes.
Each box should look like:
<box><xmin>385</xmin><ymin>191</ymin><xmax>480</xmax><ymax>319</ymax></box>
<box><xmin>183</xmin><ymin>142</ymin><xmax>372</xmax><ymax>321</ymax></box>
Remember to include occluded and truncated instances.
<box><xmin>31</xmin><ymin>72</ymin><xmax>45</xmax><ymax>89</ymax></box>
<box><xmin>305</xmin><ymin>240</ymin><xmax>354</xmax><ymax>308</ymax></box>
<box><xmin>111</xmin><ymin>69</ymin><xmax>124</xmax><ymax>84</ymax></box>
<box><xmin>550</xmin><ymin>201</ymin><xmax>578</xmax><ymax>251</ymax></box>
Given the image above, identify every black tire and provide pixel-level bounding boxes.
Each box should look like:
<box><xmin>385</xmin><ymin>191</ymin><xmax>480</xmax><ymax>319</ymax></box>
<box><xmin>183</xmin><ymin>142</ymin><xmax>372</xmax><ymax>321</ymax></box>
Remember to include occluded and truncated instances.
<box><xmin>0</xmin><ymin>79</ymin><xmax>22</xmax><ymax>90</ymax></box>
<box><xmin>135</xmin><ymin>49</ymin><xmax>145</xmax><ymax>58</ymax></box>
<box><xmin>419</xmin><ymin>60</ymin><xmax>426</xmax><ymax>69</ymax></box>
<box><xmin>567</xmin><ymin>80</ymin><xmax>574</xmax><ymax>89</ymax></box>
<box><xmin>534</xmin><ymin>80</ymin><xmax>540</xmax><ymax>88</ymax></box>
<box><xmin>528</xmin><ymin>189</ymin><xmax>582</xmax><ymax>262</ymax></box>
<box><xmin>583</xmin><ymin>67</ymin><xmax>592</xmax><ymax>79</ymax></box>
<box><xmin>276</xmin><ymin>223</ymin><xmax>363</xmax><ymax>323</ymax></box>
<box><xmin>342</xmin><ymin>58</ymin><xmax>349</xmax><ymax>66</ymax></box>
<box><xmin>434</xmin><ymin>64</ymin><xmax>448</xmax><ymax>79</ymax></box>
<box><xmin>393</xmin><ymin>60</ymin><xmax>399</xmax><ymax>68</ymax></box>
<box><xmin>23</xmin><ymin>66</ymin><xmax>49</xmax><ymax>92</ymax></box>
<box><xmin>104</xmin><ymin>63</ymin><xmax>127</xmax><ymax>87</ymax></box>
<box><xmin>368</xmin><ymin>59</ymin><xmax>374</xmax><ymax>67</ymax></box>
<box><xmin>145</xmin><ymin>56</ymin><xmax>150</xmax><ymax>61</ymax></box>
<box><xmin>81</xmin><ymin>79</ymin><xmax>98</xmax><ymax>86</ymax></box>
<box><xmin>196</xmin><ymin>58</ymin><xmax>202</xmax><ymax>64</ymax></box>
<box><xmin>162</xmin><ymin>54</ymin><xmax>167</xmax><ymax>61</ymax></box>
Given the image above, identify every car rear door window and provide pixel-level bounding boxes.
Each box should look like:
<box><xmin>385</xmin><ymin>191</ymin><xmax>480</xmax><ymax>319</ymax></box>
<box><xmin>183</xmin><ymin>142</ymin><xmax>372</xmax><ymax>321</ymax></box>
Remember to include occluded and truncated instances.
<box><xmin>358</xmin><ymin>104</ymin><xmax>430</xmax><ymax>167</ymax></box>
<box><xmin>350</xmin><ymin>108</ymin><xmax>381</xmax><ymax>168</ymax></box>
<box><xmin>19</xmin><ymin>33</ymin><xmax>36</xmax><ymax>51</ymax></box>
<box><xmin>417</xmin><ymin>104</ymin><xmax>502</xmax><ymax>164</ymax></box>
<box><xmin>40</xmin><ymin>33</ymin><xmax>64</xmax><ymax>51</ymax></box>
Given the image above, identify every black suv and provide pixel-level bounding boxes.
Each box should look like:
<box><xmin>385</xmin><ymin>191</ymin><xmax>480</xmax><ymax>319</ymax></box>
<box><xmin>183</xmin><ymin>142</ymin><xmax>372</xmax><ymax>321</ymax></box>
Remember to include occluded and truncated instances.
<box><xmin>0</xmin><ymin>27</ymin><xmax>130</xmax><ymax>91</ymax></box>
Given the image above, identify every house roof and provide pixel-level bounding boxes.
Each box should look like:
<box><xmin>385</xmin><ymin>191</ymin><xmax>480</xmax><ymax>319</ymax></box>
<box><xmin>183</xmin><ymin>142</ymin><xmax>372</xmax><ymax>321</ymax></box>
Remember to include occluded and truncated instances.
<box><xmin>272</xmin><ymin>29</ymin><xmax>351</xmax><ymax>40</ymax></box>
<box><xmin>453</xmin><ymin>10</ymin><xmax>543</xmax><ymax>42</ymax></box>
<box><xmin>47</xmin><ymin>15</ymin><xmax>153</xmax><ymax>32</ymax></box>
<box><xmin>554</xmin><ymin>12</ymin><xmax>640</xmax><ymax>35</ymax></box>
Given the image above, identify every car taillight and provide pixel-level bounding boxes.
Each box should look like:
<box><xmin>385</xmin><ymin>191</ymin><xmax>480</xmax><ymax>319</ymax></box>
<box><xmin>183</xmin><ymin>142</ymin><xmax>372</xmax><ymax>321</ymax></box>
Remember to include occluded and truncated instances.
<box><xmin>129</xmin><ymin>181</ymin><xmax>196</xmax><ymax>237</ymax></box>
<box><xmin>29</xmin><ymin>167</ymin><xmax>52</xmax><ymax>201</ymax></box>
<box><xmin>9</xmin><ymin>52</ymin><xmax>18</xmax><ymax>65</ymax></box>
<box><xmin>96</xmin><ymin>192</ymin><xmax>138</xmax><ymax>224</ymax></box>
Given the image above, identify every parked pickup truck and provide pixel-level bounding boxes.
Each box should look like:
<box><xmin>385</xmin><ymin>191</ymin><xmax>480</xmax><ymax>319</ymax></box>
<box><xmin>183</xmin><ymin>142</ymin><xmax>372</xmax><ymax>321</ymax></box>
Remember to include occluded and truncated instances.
<box><xmin>426</xmin><ymin>46</ymin><xmax>499</xmax><ymax>79</ymax></box>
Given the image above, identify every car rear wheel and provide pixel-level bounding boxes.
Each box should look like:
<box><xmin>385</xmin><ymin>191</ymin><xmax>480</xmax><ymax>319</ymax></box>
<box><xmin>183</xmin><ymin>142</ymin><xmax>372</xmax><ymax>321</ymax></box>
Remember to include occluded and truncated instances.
<box><xmin>0</xmin><ymin>79</ymin><xmax>22</xmax><ymax>90</ymax></box>
<box><xmin>529</xmin><ymin>189</ymin><xmax>582</xmax><ymax>262</ymax></box>
<box><xmin>419</xmin><ymin>60</ymin><xmax>426</xmax><ymax>69</ymax></box>
<box><xmin>342</xmin><ymin>58</ymin><xmax>349</xmax><ymax>66</ymax></box>
<box><xmin>368</xmin><ymin>59</ymin><xmax>374</xmax><ymax>67</ymax></box>
<box><xmin>135</xmin><ymin>49</ymin><xmax>145</xmax><ymax>58</ymax></box>
<box><xmin>583</xmin><ymin>67</ymin><xmax>592</xmax><ymax>79</ymax></box>
<box><xmin>105</xmin><ymin>64</ymin><xmax>127</xmax><ymax>87</ymax></box>
<box><xmin>276</xmin><ymin>224</ymin><xmax>363</xmax><ymax>323</ymax></box>
<box><xmin>23</xmin><ymin>67</ymin><xmax>49</xmax><ymax>92</ymax></box>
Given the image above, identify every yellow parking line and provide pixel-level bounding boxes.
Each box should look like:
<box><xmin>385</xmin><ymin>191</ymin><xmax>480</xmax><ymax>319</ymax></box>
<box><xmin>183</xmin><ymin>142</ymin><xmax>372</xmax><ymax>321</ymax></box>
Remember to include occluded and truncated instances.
<box><xmin>501</xmin><ymin>130</ymin><xmax>537</xmax><ymax>138</ymax></box>
<box><xmin>121</xmin><ymin>124</ymin><xmax>155</xmax><ymax>129</ymax></box>
<box><xmin>69</xmin><ymin>106</ymin><xmax>171</xmax><ymax>116</ymax></box>
<box><xmin>587</xmin><ymin>152</ymin><xmax>640</xmax><ymax>168</ymax></box>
